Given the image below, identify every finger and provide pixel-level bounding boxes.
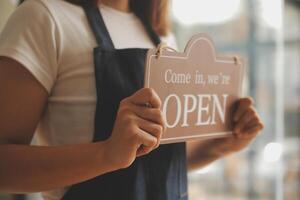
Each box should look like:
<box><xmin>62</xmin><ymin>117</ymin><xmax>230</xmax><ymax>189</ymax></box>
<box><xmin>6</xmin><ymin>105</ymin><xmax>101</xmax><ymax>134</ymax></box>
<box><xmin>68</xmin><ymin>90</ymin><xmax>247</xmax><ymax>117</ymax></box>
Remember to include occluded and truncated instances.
<box><xmin>234</xmin><ymin>108</ymin><xmax>256</xmax><ymax>133</ymax></box>
<box><xmin>131</xmin><ymin>105</ymin><xmax>166</xmax><ymax>131</ymax></box>
<box><xmin>233</xmin><ymin>97</ymin><xmax>253</xmax><ymax>122</ymax></box>
<box><xmin>137</xmin><ymin>146</ymin><xmax>149</xmax><ymax>157</ymax></box>
<box><xmin>137</xmin><ymin>129</ymin><xmax>157</xmax><ymax>155</ymax></box>
<box><xmin>242</xmin><ymin>119</ymin><xmax>264</xmax><ymax>134</ymax></box>
<box><xmin>136</xmin><ymin>117</ymin><xmax>163</xmax><ymax>148</ymax></box>
<box><xmin>137</xmin><ymin>144</ymin><xmax>155</xmax><ymax>157</ymax></box>
<box><xmin>240</xmin><ymin>124</ymin><xmax>263</xmax><ymax>139</ymax></box>
<box><xmin>235</xmin><ymin>113</ymin><xmax>263</xmax><ymax>139</ymax></box>
<box><xmin>129</xmin><ymin>88</ymin><xmax>161</xmax><ymax>108</ymax></box>
<box><xmin>242</xmin><ymin>117</ymin><xmax>264</xmax><ymax>133</ymax></box>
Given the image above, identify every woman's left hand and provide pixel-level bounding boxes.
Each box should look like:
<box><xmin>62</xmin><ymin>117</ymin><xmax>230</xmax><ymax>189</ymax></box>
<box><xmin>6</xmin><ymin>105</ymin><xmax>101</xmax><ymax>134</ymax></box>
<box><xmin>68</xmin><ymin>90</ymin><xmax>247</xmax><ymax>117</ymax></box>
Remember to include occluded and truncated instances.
<box><xmin>214</xmin><ymin>97</ymin><xmax>264</xmax><ymax>154</ymax></box>
<box><xmin>187</xmin><ymin>97</ymin><xmax>264</xmax><ymax>170</ymax></box>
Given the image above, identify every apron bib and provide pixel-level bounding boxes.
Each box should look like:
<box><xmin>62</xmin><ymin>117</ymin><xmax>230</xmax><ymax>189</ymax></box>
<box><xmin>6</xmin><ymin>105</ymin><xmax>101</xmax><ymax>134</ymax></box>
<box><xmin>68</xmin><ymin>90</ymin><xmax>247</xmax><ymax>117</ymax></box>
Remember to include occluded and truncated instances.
<box><xmin>61</xmin><ymin>1</ymin><xmax>188</xmax><ymax>199</ymax></box>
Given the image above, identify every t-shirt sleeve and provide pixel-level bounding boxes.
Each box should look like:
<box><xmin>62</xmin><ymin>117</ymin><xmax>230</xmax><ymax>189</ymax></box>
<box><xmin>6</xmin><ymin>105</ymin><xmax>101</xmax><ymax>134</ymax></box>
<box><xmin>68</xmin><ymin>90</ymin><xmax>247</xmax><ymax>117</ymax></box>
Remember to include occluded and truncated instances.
<box><xmin>0</xmin><ymin>0</ymin><xmax>60</xmax><ymax>93</ymax></box>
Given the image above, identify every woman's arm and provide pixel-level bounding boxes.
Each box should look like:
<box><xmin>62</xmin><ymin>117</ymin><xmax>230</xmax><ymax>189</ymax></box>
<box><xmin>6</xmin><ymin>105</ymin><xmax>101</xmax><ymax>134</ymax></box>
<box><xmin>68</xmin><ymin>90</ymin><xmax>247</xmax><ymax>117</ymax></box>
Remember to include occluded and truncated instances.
<box><xmin>186</xmin><ymin>139</ymin><xmax>225</xmax><ymax>171</ymax></box>
<box><xmin>186</xmin><ymin>98</ymin><xmax>264</xmax><ymax>171</ymax></box>
<box><xmin>0</xmin><ymin>57</ymin><xmax>164</xmax><ymax>193</ymax></box>
<box><xmin>0</xmin><ymin>57</ymin><xmax>113</xmax><ymax>193</ymax></box>
<box><xmin>0</xmin><ymin>142</ymin><xmax>112</xmax><ymax>193</ymax></box>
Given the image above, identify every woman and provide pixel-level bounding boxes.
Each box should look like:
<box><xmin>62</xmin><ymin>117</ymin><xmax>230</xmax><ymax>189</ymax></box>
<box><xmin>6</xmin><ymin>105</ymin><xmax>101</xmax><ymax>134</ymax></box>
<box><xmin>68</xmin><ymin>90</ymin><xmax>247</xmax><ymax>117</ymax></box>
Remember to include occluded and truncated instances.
<box><xmin>0</xmin><ymin>0</ymin><xmax>263</xmax><ymax>199</ymax></box>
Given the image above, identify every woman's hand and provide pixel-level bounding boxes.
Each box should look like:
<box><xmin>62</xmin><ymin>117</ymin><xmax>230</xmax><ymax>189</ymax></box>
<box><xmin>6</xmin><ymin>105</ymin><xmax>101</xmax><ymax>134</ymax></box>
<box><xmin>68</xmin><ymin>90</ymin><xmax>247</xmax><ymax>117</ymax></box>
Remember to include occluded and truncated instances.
<box><xmin>209</xmin><ymin>97</ymin><xmax>264</xmax><ymax>154</ymax></box>
<box><xmin>104</xmin><ymin>88</ymin><xmax>166</xmax><ymax>170</ymax></box>
<box><xmin>226</xmin><ymin>97</ymin><xmax>264</xmax><ymax>152</ymax></box>
<box><xmin>187</xmin><ymin>97</ymin><xmax>264</xmax><ymax>170</ymax></box>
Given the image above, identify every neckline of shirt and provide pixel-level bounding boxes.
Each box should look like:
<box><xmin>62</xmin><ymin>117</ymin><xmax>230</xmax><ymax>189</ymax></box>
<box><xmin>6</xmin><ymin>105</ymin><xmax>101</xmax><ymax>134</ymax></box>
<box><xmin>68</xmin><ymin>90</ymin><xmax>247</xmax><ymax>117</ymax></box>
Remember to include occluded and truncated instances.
<box><xmin>99</xmin><ymin>4</ymin><xmax>136</xmax><ymax>20</ymax></box>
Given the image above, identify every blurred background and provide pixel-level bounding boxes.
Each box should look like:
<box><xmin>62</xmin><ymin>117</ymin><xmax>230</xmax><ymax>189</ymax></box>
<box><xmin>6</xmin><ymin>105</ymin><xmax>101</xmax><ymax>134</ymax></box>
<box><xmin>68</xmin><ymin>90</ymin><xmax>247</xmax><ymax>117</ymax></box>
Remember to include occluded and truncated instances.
<box><xmin>0</xmin><ymin>0</ymin><xmax>299</xmax><ymax>199</ymax></box>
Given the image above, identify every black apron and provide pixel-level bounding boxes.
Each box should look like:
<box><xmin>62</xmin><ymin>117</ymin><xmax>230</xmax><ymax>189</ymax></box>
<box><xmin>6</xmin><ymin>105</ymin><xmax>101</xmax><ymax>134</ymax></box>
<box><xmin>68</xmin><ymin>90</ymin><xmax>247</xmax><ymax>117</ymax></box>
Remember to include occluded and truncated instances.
<box><xmin>61</xmin><ymin>1</ymin><xmax>188</xmax><ymax>200</ymax></box>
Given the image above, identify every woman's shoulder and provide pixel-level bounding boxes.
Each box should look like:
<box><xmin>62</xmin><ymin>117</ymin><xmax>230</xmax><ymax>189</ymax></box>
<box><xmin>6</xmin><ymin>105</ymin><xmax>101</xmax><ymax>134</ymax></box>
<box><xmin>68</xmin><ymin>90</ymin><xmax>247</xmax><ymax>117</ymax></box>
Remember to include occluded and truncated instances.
<box><xmin>21</xmin><ymin>0</ymin><xmax>77</xmax><ymax>10</ymax></box>
<box><xmin>18</xmin><ymin>0</ymin><xmax>82</xmax><ymax>22</ymax></box>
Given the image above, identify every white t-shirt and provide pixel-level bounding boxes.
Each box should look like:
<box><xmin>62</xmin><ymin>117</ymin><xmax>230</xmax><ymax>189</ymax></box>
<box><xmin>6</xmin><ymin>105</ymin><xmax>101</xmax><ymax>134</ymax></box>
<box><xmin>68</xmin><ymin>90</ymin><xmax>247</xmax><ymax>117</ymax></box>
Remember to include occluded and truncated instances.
<box><xmin>0</xmin><ymin>0</ymin><xmax>177</xmax><ymax>199</ymax></box>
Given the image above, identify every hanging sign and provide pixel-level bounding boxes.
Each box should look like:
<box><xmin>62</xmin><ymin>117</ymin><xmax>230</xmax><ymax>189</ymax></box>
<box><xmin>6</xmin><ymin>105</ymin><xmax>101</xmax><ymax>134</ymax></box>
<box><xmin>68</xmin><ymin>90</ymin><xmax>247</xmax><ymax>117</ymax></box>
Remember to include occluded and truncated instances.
<box><xmin>144</xmin><ymin>33</ymin><xmax>244</xmax><ymax>144</ymax></box>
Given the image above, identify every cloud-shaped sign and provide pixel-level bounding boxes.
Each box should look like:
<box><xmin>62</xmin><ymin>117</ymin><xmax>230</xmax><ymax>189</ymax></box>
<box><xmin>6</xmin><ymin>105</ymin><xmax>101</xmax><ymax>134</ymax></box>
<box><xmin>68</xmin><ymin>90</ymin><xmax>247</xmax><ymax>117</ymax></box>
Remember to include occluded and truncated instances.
<box><xmin>144</xmin><ymin>33</ymin><xmax>244</xmax><ymax>144</ymax></box>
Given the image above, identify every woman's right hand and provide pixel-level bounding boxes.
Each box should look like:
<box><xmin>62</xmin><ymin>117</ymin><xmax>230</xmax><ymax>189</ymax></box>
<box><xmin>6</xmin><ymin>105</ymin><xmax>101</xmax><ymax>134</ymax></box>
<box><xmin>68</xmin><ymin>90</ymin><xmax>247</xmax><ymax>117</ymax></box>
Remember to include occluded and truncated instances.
<box><xmin>104</xmin><ymin>88</ymin><xmax>166</xmax><ymax>170</ymax></box>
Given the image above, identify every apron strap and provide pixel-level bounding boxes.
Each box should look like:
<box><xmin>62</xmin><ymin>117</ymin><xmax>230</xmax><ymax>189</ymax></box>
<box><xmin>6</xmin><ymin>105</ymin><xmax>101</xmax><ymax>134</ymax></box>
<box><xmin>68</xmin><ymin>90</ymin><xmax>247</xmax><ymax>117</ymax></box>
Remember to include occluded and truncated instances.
<box><xmin>81</xmin><ymin>0</ymin><xmax>115</xmax><ymax>50</ymax></box>
<box><xmin>81</xmin><ymin>0</ymin><xmax>161</xmax><ymax>50</ymax></box>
